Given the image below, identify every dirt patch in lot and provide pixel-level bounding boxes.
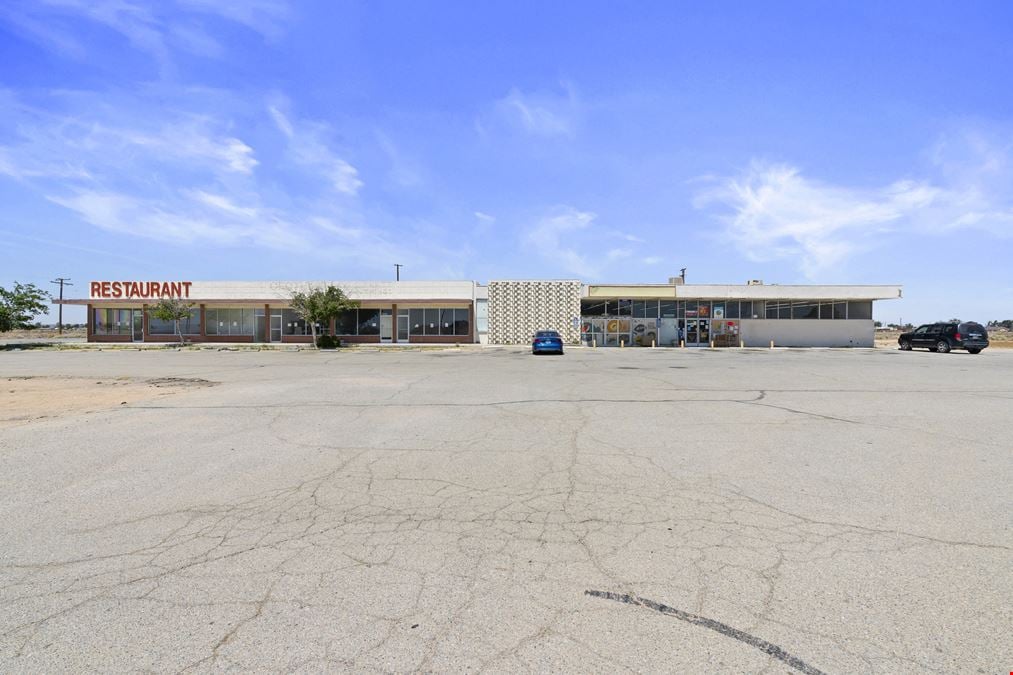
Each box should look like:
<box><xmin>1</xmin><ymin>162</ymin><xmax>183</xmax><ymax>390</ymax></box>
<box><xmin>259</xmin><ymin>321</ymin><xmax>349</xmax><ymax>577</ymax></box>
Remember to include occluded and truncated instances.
<box><xmin>0</xmin><ymin>376</ymin><xmax>216</xmax><ymax>428</ymax></box>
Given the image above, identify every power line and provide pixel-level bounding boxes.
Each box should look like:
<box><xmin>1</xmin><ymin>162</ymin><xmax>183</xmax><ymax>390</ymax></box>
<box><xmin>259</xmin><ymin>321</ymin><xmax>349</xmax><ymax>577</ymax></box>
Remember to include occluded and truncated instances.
<box><xmin>50</xmin><ymin>277</ymin><xmax>73</xmax><ymax>335</ymax></box>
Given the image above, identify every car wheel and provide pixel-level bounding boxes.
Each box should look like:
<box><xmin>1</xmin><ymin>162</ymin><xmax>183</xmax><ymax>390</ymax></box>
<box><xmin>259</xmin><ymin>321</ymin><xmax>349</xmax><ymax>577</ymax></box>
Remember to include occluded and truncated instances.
<box><xmin>967</xmin><ymin>348</ymin><xmax>981</xmax><ymax>354</ymax></box>
<box><xmin>936</xmin><ymin>340</ymin><xmax>951</xmax><ymax>353</ymax></box>
<box><xmin>899</xmin><ymin>340</ymin><xmax>911</xmax><ymax>351</ymax></box>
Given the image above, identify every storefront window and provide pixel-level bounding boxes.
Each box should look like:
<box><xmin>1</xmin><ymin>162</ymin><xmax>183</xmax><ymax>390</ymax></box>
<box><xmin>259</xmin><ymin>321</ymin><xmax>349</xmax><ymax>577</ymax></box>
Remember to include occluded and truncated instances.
<box><xmin>207</xmin><ymin>308</ymin><xmax>256</xmax><ymax>335</ymax></box>
<box><xmin>792</xmin><ymin>301</ymin><xmax>820</xmax><ymax>319</ymax></box>
<box><xmin>454</xmin><ymin>308</ymin><xmax>470</xmax><ymax>336</ymax></box>
<box><xmin>93</xmin><ymin>308</ymin><xmax>133</xmax><ymax>335</ymax></box>
<box><xmin>724</xmin><ymin>301</ymin><xmax>739</xmax><ymax>319</ymax></box>
<box><xmin>149</xmin><ymin>308</ymin><xmax>200</xmax><ymax>334</ymax></box>
<box><xmin>440</xmin><ymin>308</ymin><xmax>456</xmax><ymax>335</ymax></box>
<box><xmin>580</xmin><ymin>300</ymin><xmax>607</xmax><ymax>316</ymax></box>
<box><xmin>847</xmin><ymin>301</ymin><xmax>872</xmax><ymax>320</ymax></box>
<box><xmin>660</xmin><ymin>301</ymin><xmax>677</xmax><ymax>318</ymax></box>
<box><xmin>336</xmin><ymin>309</ymin><xmax>358</xmax><ymax>335</ymax></box>
<box><xmin>358</xmin><ymin>309</ymin><xmax>380</xmax><ymax>335</ymax></box>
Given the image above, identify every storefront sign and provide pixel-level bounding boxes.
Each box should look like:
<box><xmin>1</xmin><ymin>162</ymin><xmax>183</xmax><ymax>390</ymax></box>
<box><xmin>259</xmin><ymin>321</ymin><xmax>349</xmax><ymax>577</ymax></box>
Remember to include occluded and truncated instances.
<box><xmin>90</xmin><ymin>281</ymin><xmax>193</xmax><ymax>299</ymax></box>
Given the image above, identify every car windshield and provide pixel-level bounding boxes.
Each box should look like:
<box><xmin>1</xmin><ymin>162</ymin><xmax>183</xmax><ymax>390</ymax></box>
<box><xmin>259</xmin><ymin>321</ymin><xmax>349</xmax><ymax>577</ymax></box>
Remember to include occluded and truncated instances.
<box><xmin>535</xmin><ymin>331</ymin><xmax>560</xmax><ymax>338</ymax></box>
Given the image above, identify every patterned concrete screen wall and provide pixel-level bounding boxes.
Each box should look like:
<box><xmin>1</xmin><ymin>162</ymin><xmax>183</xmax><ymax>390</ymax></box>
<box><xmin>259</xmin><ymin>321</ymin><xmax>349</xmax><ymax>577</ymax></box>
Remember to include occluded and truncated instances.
<box><xmin>487</xmin><ymin>280</ymin><xmax>582</xmax><ymax>345</ymax></box>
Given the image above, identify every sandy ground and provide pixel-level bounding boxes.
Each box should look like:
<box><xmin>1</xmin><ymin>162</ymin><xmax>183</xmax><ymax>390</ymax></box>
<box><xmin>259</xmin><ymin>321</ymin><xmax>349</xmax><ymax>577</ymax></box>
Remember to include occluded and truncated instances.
<box><xmin>0</xmin><ymin>376</ymin><xmax>215</xmax><ymax>428</ymax></box>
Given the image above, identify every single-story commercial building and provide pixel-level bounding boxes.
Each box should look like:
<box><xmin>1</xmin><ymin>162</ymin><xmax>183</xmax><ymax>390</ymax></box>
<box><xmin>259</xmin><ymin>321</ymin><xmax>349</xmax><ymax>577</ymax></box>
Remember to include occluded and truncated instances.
<box><xmin>63</xmin><ymin>277</ymin><xmax>901</xmax><ymax>348</ymax></box>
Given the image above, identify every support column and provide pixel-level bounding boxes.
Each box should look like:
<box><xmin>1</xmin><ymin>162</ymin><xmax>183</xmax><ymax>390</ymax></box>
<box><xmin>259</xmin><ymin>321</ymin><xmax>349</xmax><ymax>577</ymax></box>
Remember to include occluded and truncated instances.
<box><xmin>142</xmin><ymin>304</ymin><xmax>149</xmax><ymax>341</ymax></box>
<box><xmin>199</xmin><ymin>304</ymin><xmax>206</xmax><ymax>340</ymax></box>
<box><xmin>264</xmin><ymin>304</ymin><xmax>270</xmax><ymax>342</ymax></box>
<box><xmin>86</xmin><ymin>303</ymin><xmax>93</xmax><ymax>341</ymax></box>
<box><xmin>392</xmin><ymin>303</ymin><xmax>398</xmax><ymax>343</ymax></box>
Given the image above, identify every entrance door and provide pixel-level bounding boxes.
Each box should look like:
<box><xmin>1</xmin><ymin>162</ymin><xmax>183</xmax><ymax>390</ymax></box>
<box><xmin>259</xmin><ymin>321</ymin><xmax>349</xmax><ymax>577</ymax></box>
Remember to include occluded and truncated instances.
<box><xmin>132</xmin><ymin>309</ymin><xmax>144</xmax><ymax>342</ymax></box>
<box><xmin>698</xmin><ymin>319</ymin><xmax>710</xmax><ymax>346</ymax></box>
<box><xmin>380</xmin><ymin>310</ymin><xmax>393</xmax><ymax>343</ymax></box>
<box><xmin>397</xmin><ymin>314</ymin><xmax>409</xmax><ymax>343</ymax></box>
<box><xmin>685</xmin><ymin>319</ymin><xmax>698</xmax><ymax>345</ymax></box>
<box><xmin>270</xmin><ymin>314</ymin><xmax>282</xmax><ymax>342</ymax></box>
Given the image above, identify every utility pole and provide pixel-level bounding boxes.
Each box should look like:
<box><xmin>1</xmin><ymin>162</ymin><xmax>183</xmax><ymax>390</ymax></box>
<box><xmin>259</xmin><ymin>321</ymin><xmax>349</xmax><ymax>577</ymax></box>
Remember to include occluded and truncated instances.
<box><xmin>50</xmin><ymin>277</ymin><xmax>73</xmax><ymax>334</ymax></box>
<box><xmin>394</xmin><ymin>264</ymin><xmax>403</xmax><ymax>281</ymax></box>
<box><xmin>680</xmin><ymin>268</ymin><xmax>686</xmax><ymax>283</ymax></box>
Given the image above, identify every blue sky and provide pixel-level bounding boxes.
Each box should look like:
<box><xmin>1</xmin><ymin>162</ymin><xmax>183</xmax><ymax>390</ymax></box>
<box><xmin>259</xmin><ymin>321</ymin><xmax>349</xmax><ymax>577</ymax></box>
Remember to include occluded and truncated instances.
<box><xmin>2</xmin><ymin>1</ymin><xmax>1012</xmax><ymax>325</ymax></box>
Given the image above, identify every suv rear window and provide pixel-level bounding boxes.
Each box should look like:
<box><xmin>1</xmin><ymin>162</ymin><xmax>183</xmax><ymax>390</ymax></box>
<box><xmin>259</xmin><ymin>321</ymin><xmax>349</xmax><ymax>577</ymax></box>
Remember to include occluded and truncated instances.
<box><xmin>957</xmin><ymin>322</ymin><xmax>987</xmax><ymax>337</ymax></box>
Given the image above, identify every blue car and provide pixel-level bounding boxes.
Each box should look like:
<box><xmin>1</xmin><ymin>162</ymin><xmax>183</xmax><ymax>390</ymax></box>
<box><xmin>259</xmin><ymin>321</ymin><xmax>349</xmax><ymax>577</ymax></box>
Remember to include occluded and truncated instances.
<box><xmin>532</xmin><ymin>329</ymin><xmax>564</xmax><ymax>355</ymax></box>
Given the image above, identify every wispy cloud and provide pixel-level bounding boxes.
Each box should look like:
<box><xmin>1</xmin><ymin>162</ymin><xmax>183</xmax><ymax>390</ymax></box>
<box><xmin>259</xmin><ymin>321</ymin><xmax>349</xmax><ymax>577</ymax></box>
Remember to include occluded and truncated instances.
<box><xmin>522</xmin><ymin>206</ymin><xmax>595</xmax><ymax>277</ymax></box>
<box><xmin>488</xmin><ymin>83</ymin><xmax>580</xmax><ymax>138</ymax></box>
<box><xmin>269</xmin><ymin>102</ymin><xmax>363</xmax><ymax>196</ymax></box>
<box><xmin>0</xmin><ymin>0</ymin><xmax>291</xmax><ymax>74</ymax></box>
<box><xmin>693</xmin><ymin>141</ymin><xmax>1013</xmax><ymax>277</ymax></box>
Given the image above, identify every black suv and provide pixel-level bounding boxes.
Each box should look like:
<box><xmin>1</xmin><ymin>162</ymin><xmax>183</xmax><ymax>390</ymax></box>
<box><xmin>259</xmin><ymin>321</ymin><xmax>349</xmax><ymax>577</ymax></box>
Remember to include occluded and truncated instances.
<box><xmin>898</xmin><ymin>322</ymin><xmax>989</xmax><ymax>354</ymax></box>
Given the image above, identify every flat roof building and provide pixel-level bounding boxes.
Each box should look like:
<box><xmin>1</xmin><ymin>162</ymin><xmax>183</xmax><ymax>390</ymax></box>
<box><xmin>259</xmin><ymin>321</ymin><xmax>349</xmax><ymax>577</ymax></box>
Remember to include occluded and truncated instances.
<box><xmin>63</xmin><ymin>277</ymin><xmax>901</xmax><ymax>348</ymax></box>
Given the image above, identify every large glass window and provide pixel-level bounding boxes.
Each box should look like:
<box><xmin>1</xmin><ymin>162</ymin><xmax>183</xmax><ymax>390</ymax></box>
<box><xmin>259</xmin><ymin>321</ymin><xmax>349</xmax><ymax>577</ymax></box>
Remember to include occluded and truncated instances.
<box><xmin>93</xmin><ymin>308</ymin><xmax>134</xmax><ymax>335</ymax></box>
<box><xmin>358</xmin><ymin>309</ymin><xmax>380</xmax><ymax>335</ymax></box>
<box><xmin>724</xmin><ymin>301</ymin><xmax>739</xmax><ymax>319</ymax></box>
<box><xmin>207</xmin><ymin>308</ymin><xmax>256</xmax><ymax>336</ymax></box>
<box><xmin>581</xmin><ymin>300</ymin><xmax>607</xmax><ymax>316</ymax></box>
<box><xmin>149</xmin><ymin>308</ymin><xmax>200</xmax><ymax>334</ymax></box>
<box><xmin>454</xmin><ymin>308</ymin><xmax>470</xmax><ymax>336</ymax></box>
<box><xmin>660</xmin><ymin>301</ymin><xmax>678</xmax><ymax>318</ymax></box>
<box><xmin>766</xmin><ymin>301</ymin><xmax>791</xmax><ymax>319</ymax></box>
<box><xmin>632</xmin><ymin>301</ymin><xmax>659</xmax><ymax>318</ymax></box>
<box><xmin>847</xmin><ymin>301</ymin><xmax>872</xmax><ymax>320</ymax></box>
<box><xmin>439</xmin><ymin>308</ymin><xmax>456</xmax><ymax>335</ymax></box>
<box><xmin>611</xmin><ymin>299</ymin><xmax>632</xmax><ymax>316</ymax></box>
<box><xmin>279</xmin><ymin>309</ymin><xmax>305</xmax><ymax>335</ymax></box>
<box><xmin>336</xmin><ymin>309</ymin><xmax>358</xmax><ymax>335</ymax></box>
<box><xmin>792</xmin><ymin>301</ymin><xmax>820</xmax><ymax>319</ymax></box>
<box><xmin>423</xmin><ymin>308</ymin><xmax>440</xmax><ymax>335</ymax></box>
<box><xmin>409</xmin><ymin>309</ymin><xmax>425</xmax><ymax>336</ymax></box>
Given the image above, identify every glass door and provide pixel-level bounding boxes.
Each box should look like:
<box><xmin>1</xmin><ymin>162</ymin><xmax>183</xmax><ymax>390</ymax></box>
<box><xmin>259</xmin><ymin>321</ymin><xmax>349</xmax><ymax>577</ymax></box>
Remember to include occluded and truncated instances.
<box><xmin>270</xmin><ymin>314</ymin><xmax>282</xmax><ymax>342</ymax></box>
<box><xmin>397</xmin><ymin>313</ymin><xmax>409</xmax><ymax>342</ymax></box>
<box><xmin>698</xmin><ymin>320</ymin><xmax>710</xmax><ymax>346</ymax></box>
<box><xmin>132</xmin><ymin>309</ymin><xmax>144</xmax><ymax>342</ymax></box>
<box><xmin>685</xmin><ymin>319</ymin><xmax>698</xmax><ymax>345</ymax></box>
<box><xmin>380</xmin><ymin>309</ymin><xmax>392</xmax><ymax>343</ymax></box>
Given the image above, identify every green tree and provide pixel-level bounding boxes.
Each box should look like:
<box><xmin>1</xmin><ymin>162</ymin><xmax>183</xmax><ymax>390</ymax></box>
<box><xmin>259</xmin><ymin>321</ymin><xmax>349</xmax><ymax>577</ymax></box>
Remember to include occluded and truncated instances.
<box><xmin>0</xmin><ymin>282</ymin><xmax>51</xmax><ymax>332</ymax></box>
<box><xmin>149</xmin><ymin>298</ymin><xmax>195</xmax><ymax>346</ymax></box>
<box><xmin>288</xmin><ymin>285</ymin><xmax>359</xmax><ymax>349</ymax></box>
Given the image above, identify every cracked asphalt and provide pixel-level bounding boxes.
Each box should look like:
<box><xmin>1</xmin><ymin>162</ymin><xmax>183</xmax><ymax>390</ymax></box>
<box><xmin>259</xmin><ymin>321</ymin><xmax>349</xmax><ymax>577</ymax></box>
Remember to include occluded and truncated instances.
<box><xmin>1</xmin><ymin>346</ymin><xmax>1011</xmax><ymax>673</ymax></box>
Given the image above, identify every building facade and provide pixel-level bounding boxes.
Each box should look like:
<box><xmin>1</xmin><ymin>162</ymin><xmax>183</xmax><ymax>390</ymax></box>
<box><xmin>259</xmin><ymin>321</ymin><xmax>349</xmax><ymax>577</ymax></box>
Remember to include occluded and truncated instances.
<box><xmin>66</xmin><ymin>278</ymin><xmax>901</xmax><ymax>348</ymax></box>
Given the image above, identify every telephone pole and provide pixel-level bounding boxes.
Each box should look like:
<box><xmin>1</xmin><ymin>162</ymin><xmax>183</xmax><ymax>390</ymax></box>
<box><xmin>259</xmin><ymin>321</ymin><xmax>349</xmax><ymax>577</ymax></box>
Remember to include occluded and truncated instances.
<box><xmin>50</xmin><ymin>277</ymin><xmax>73</xmax><ymax>334</ymax></box>
<box><xmin>394</xmin><ymin>264</ymin><xmax>403</xmax><ymax>281</ymax></box>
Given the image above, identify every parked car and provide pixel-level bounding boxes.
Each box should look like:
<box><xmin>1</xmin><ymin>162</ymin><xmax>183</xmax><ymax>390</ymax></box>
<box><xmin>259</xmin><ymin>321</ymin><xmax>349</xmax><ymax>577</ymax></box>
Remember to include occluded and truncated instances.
<box><xmin>531</xmin><ymin>330</ymin><xmax>564</xmax><ymax>355</ymax></box>
<box><xmin>898</xmin><ymin>322</ymin><xmax>989</xmax><ymax>354</ymax></box>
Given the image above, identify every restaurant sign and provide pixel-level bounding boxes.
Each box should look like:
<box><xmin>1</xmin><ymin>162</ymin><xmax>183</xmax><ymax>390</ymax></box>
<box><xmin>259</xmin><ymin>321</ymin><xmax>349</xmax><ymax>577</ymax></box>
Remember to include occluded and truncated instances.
<box><xmin>90</xmin><ymin>281</ymin><xmax>193</xmax><ymax>299</ymax></box>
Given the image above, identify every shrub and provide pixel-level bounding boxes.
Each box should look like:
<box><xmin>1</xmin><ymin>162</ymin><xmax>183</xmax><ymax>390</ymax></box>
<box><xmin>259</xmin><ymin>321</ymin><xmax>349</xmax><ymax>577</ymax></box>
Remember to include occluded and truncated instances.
<box><xmin>316</xmin><ymin>335</ymin><xmax>339</xmax><ymax>349</ymax></box>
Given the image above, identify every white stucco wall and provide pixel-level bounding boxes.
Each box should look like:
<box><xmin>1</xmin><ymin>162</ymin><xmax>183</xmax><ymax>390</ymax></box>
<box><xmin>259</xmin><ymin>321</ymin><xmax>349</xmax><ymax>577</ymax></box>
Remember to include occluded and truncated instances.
<box><xmin>740</xmin><ymin>320</ymin><xmax>875</xmax><ymax>347</ymax></box>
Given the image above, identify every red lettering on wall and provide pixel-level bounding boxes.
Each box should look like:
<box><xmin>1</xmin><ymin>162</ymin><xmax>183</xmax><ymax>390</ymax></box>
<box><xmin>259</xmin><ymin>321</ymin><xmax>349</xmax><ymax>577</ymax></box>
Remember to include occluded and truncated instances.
<box><xmin>90</xmin><ymin>281</ymin><xmax>193</xmax><ymax>298</ymax></box>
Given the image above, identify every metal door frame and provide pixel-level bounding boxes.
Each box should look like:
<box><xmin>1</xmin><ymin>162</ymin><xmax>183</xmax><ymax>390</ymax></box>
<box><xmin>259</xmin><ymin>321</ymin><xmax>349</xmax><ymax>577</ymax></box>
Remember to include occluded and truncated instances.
<box><xmin>397</xmin><ymin>314</ymin><xmax>409</xmax><ymax>343</ymax></box>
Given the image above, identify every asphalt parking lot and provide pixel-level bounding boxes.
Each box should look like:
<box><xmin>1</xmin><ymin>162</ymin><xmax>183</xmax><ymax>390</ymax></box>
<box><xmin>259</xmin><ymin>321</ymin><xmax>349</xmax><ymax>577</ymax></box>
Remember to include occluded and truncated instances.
<box><xmin>1</xmin><ymin>346</ymin><xmax>1011</xmax><ymax>673</ymax></box>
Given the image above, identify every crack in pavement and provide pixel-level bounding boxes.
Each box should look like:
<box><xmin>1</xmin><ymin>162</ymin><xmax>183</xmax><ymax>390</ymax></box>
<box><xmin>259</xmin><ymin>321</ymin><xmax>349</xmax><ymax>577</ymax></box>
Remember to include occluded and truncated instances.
<box><xmin>585</xmin><ymin>590</ymin><xmax>828</xmax><ymax>675</ymax></box>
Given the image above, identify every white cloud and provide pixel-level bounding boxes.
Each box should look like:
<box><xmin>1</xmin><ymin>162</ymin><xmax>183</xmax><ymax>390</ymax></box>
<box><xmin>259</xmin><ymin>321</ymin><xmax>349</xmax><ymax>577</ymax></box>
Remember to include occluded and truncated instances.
<box><xmin>693</xmin><ymin>154</ymin><xmax>1013</xmax><ymax>278</ymax></box>
<box><xmin>269</xmin><ymin>103</ymin><xmax>363</xmax><ymax>195</ymax></box>
<box><xmin>643</xmin><ymin>256</ymin><xmax>663</xmax><ymax>265</ymax></box>
<box><xmin>0</xmin><ymin>0</ymin><xmax>291</xmax><ymax>71</ymax></box>
<box><xmin>523</xmin><ymin>207</ymin><xmax>595</xmax><ymax>277</ymax></box>
<box><xmin>474</xmin><ymin>211</ymin><xmax>495</xmax><ymax>224</ymax></box>
<box><xmin>606</xmin><ymin>248</ymin><xmax>632</xmax><ymax>261</ymax></box>
<box><xmin>491</xmin><ymin>83</ymin><xmax>579</xmax><ymax>138</ymax></box>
